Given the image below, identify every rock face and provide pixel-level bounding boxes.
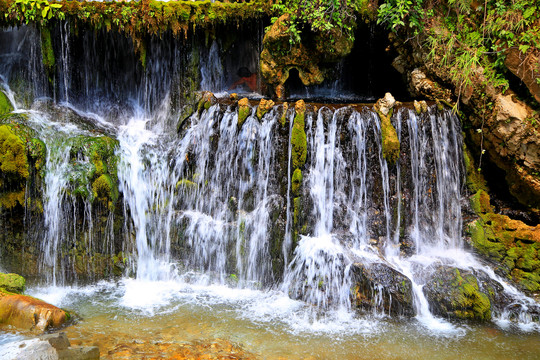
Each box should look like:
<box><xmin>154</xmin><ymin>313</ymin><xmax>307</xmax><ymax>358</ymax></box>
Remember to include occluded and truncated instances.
<box><xmin>504</xmin><ymin>48</ymin><xmax>540</xmax><ymax>104</ymax></box>
<box><xmin>423</xmin><ymin>266</ymin><xmax>494</xmax><ymax>321</ymax></box>
<box><xmin>468</xmin><ymin>190</ymin><xmax>540</xmax><ymax>295</ymax></box>
<box><xmin>351</xmin><ymin>262</ymin><xmax>414</xmax><ymax>316</ymax></box>
<box><xmin>0</xmin><ymin>289</ymin><xmax>70</xmax><ymax>332</ymax></box>
<box><xmin>0</xmin><ymin>332</ymin><xmax>100</xmax><ymax>360</ymax></box>
<box><xmin>260</xmin><ymin>14</ymin><xmax>353</xmax><ymax>98</ymax></box>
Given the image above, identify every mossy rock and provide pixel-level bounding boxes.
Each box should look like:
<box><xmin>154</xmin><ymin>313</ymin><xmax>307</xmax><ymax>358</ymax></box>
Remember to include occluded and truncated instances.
<box><xmin>291</xmin><ymin>100</ymin><xmax>307</xmax><ymax>170</ymax></box>
<box><xmin>0</xmin><ymin>273</ymin><xmax>25</xmax><ymax>294</ymax></box>
<box><xmin>423</xmin><ymin>266</ymin><xmax>492</xmax><ymax>321</ymax></box>
<box><xmin>256</xmin><ymin>98</ymin><xmax>275</xmax><ymax>120</ymax></box>
<box><xmin>467</xmin><ymin>207</ymin><xmax>540</xmax><ymax>295</ymax></box>
<box><xmin>67</xmin><ymin>135</ymin><xmax>119</xmax><ymax>206</ymax></box>
<box><xmin>291</xmin><ymin>168</ymin><xmax>302</xmax><ymax>196</ymax></box>
<box><xmin>0</xmin><ymin>123</ymin><xmax>45</xmax><ymax>210</ymax></box>
<box><xmin>0</xmin><ymin>91</ymin><xmax>14</xmax><ymax>115</ymax></box>
<box><xmin>237</xmin><ymin>97</ymin><xmax>251</xmax><ymax>128</ymax></box>
<box><xmin>470</xmin><ymin>189</ymin><xmax>493</xmax><ymax>214</ymax></box>
<box><xmin>376</xmin><ymin>109</ymin><xmax>400</xmax><ymax>165</ymax></box>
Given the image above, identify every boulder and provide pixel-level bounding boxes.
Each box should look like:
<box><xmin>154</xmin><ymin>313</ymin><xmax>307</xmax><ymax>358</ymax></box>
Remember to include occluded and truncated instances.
<box><xmin>0</xmin><ymin>290</ymin><xmax>70</xmax><ymax>332</ymax></box>
<box><xmin>351</xmin><ymin>262</ymin><xmax>414</xmax><ymax>316</ymax></box>
<box><xmin>422</xmin><ymin>265</ymin><xmax>493</xmax><ymax>321</ymax></box>
<box><xmin>0</xmin><ymin>332</ymin><xmax>99</xmax><ymax>360</ymax></box>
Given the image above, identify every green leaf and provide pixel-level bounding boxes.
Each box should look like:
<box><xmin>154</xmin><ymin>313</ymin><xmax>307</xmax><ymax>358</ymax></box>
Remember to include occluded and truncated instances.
<box><xmin>523</xmin><ymin>6</ymin><xmax>536</xmax><ymax>19</ymax></box>
<box><xmin>50</xmin><ymin>4</ymin><xmax>62</xmax><ymax>8</ymax></box>
<box><xmin>42</xmin><ymin>7</ymin><xmax>48</xmax><ymax>18</ymax></box>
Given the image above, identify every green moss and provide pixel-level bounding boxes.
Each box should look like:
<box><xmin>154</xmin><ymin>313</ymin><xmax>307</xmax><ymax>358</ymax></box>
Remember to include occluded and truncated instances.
<box><xmin>291</xmin><ymin>168</ymin><xmax>302</xmax><ymax>196</ymax></box>
<box><xmin>463</xmin><ymin>144</ymin><xmax>488</xmax><ymax>193</ymax></box>
<box><xmin>0</xmin><ymin>125</ymin><xmax>29</xmax><ymax>179</ymax></box>
<box><xmin>0</xmin><ymin>91</ymin><xmax>13</xmax><ymax>115</ymax></box>
<box><xmin>92</xmin><ymin>174</ymin><xmax>118</xmax><ymax>209</ymax></box>
<box><xmin>67</xmin><ymin>135</ymin><xmax>119</xmax><ymax>207</ymax></box>
<box><xmin>279</xmin><ymin>102</ymin><xmax>289</xmax><ymax>127</ymax></box>
<box><xmin>377</xmin><ymin>109</ymin><xmax>400</xmax><ymax>165</ymax></box>
<box><xmin>291</xmin><ymin>100</ymin><xmax>307</xmax><ymax>170</ymax></box>
<box><xmin>0</xmin><ymin>272</ymin><xmax>25</xmax><ymax>294</ymax></box>
<box><xmin>40</xmin><ymin>26</ymin><xmax>55</xmax><ymax>85</ymax></box>
<box><xmin>470</xmin><ymin>189</ymin><xmax>493</xmax><ymax>214</ymax></box>
<box><xmin>237</xmin><ymin>98</ymin><xmax>251</xmax><ymax>128</ymax></box>
<box><xmin>176</xmin><ymin>178</ymin><xmax>198</xmax><ymax>193</ymax></box>
<box><xmin>451</xmin><ymin>269</ymin><xmax>491</xmax><ymax>321</ymax></box>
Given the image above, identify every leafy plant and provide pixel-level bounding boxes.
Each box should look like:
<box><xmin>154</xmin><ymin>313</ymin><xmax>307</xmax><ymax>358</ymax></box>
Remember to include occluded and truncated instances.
<box><xmin>6</xmin><ymin>0</ymin><xmax>64</xmax><ymax>24</ymax></box>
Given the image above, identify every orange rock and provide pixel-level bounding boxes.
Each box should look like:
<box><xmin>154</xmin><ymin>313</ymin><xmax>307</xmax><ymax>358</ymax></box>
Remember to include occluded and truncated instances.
<box><xmin>0</xmin><ymin>290</ymin><xmax>69</xmax><ymax>332</ymax></box>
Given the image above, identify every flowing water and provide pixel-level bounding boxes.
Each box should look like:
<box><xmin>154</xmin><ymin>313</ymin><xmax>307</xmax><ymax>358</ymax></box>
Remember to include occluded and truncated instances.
<box><xmin>1</xmin><ymin>23</ymin><xmax>540</xmax><ymax>359</ymax></box>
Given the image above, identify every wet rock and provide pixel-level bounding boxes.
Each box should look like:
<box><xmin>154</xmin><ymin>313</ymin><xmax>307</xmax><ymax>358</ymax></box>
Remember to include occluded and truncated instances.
<box><xmin>0</xmin><ymin>290</ymin><xmax>70</xmax><ymax>332</ymax></box>
<box><xmin>0</xmin><ymin>332</ymin><xmax>99</xmax><ymax>360</ymax></box>
<box><xmin>256</xmin><ymin>98</ymin><xmax>274</xmax><ymax>120</ymax></box>
<box><xmin>423</xmin><ymin>265</ymin><xmax>492</xmax><ymax>321</ymax></box>
<box><xmin>351</xmin><ymin>262</ymin><xmax>414</xmax><ymax>316</ymax></box>
<box><xmin>0</xmin><ymin>272</ymin><xmax>25</xmax><ymax>293</ymax></box>
<box><xmin>374</xmin><ymin>93</ymin><xmax>400</xmax><ymax>165</ymax></box>
<box><xmin>237</xmin><ymin>97</ymin><xmax>251</xmax><ymax>127</ymax></box>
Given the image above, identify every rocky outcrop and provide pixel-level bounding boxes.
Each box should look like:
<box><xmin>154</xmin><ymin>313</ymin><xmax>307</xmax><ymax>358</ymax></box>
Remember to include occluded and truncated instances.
<box><xmin>260</xmin><ymin>14</ymin><xmax>353</xmax><ymax>98</ymax></box>
<box><xmin>388</xmin><ymin>28</ymin><xmax>540</xmax><ymax>212</ymax></box>
<box><xmin>467</xmin><ymin>190</ymin><xmax>540</xmax><ymax>295</ymax></box>
<box><xmin>504</xmin><ymin>48</ymin><xmax>540</xmax><ymax>105</ymax></box>
<box><xmin>351</xmin><ymin>262</ymin><xmax>414</xmax><ymax>316</ymax></box>
<box><xmin>0</xmin><ymin>332</ymin><xmax>99</xmax><ymax>360</ymax></box>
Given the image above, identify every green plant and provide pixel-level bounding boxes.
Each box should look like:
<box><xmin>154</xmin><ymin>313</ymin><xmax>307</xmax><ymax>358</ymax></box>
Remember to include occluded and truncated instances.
<box><xmin>7</xmin><ymin>0</ymin><xmax>64</xmax><ymax>24</ymax></box>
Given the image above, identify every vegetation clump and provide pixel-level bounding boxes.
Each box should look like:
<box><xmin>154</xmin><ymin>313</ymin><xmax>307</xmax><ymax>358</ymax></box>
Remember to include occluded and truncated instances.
<box><xmin>0</xmin><ymin>272</ymin><xmax>25</xmax><ymax>294</ymax></box>
<box><xmin>0</xmin><ymin>121</ymin><xmax>45</xmax><ymax>210</ymax></box>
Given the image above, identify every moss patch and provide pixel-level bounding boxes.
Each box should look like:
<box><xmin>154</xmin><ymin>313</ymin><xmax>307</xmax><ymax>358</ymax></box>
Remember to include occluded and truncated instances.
<box><xmin>468</xmin><ymin>207</ymin><xmax>540</xmax><ymax>294</ymax></box>
<box><xmin>376</xmin><ymin>109</ymin><xmax>400</xmax><ymax>165</ymax></box>
<box><xmin>0</xmin><ymin>91</ymin><xmax>13</xmax><ymax>115</ymax></box>
<box><xmin>291</xmin><ymin>100</ymin><xmax>307</xmax><ymax>170</ymax></box>
<box><xmin>237</xmin><ymin>97</ymin><xmax>250</xmax><ymax>128</ymax></box>
<box><xmin>67</xmin><ymin>135</ymin><xmax>119</xmax><ymax>208</ymax></box>
<box><xmin>291</xmin><ymin>168</ymin><xmax>302</xmax><ymax>196</ymax></box>
<box><xmin>0</xmin><ymin>273</ymin><xmax>25</xmax><ymax>294</ymax></box>
<box><xmin>451</xmin><ymin>269</ymin><xmax>492</xmax><ymax>321</ymax></box>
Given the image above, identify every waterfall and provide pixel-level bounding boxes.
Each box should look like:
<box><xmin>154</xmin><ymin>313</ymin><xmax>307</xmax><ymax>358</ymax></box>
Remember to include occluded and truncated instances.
<box><xmin>1</xmin><ymin>22</ymin><xmax>539</xmax><ymax>333</ymax></box>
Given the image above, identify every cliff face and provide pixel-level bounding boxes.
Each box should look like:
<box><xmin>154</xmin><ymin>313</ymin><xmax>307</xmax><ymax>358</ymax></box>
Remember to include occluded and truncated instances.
<box><xmin>382</xmin><ymin>2</ymin><xmax>540</xmax><ymax>215</ymax></box>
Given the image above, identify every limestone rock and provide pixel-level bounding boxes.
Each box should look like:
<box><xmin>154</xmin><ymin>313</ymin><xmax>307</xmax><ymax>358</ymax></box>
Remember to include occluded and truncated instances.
<box><xmin>375</xmin><ymin>92</ymin><xmax>395</xmax><ymax>116</ymax></box>
<box><xmin>504</xmin><ymin>48</ymin><xmax>540</xmax><ymax>104</ymax></box>
<box><xmin>237</xmin><ymin>97</ymin><xmax>251</xmax><ymax>127</ymax></box>
<box><xmin>351</xmin><ymin>262</ymin><xmax>414</xmax><ymax>316</ymax></box>
<box><xmin>256</xmin><ymin>98</ymin><xmax>275</xmax><ymax>120</ymax></box>
<box><xmin>0</xmin><ymin>290</ymin><xmax>69</xmax><ymax>332</ymax></box>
